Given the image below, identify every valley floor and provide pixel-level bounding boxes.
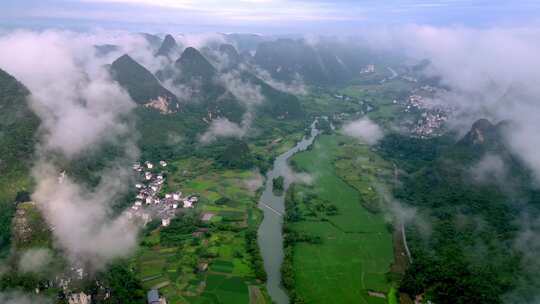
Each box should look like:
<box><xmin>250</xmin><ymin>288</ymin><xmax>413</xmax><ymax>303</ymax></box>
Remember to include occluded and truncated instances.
<box><xmin>130</xmin><ymin>128</ymin><xmax>307</xmax><ymax>304</ymax></box>
<box><xmin>284</xmin><ymin>134</ymin><xmax>398</xmax><ymax>304</ymax></box>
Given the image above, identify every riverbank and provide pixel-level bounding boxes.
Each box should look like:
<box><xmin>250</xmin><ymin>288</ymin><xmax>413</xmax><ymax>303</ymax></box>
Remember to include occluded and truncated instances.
<box><xmin>257</xmin><ymin>121</ymin><xmax>320</xmax><ymax>304</ymax></box>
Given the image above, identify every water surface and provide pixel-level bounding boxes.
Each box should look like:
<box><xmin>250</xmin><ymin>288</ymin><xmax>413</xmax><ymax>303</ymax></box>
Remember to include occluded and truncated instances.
<box><xmin>257</xmin><ymin>122</ymin><xmax>319</xmax><ymax>304</ymax></box>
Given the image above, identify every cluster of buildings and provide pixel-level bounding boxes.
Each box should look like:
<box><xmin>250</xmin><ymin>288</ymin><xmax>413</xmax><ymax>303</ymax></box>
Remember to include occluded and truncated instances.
<box><xmin>333</xmin><ymin>93</ymin><xmax>353</xmax><ymax>102</ymax></box>
<box><xmin>360</xmin><ymin>64</ymin><xmax>375</xmax><ymax>74</ymax></box>
<box><xmin>128</xmin><ymin>160</ymin><xmax>198</xmax><ymax>227</ymax></box>
<box><xmin>68</xmin><ymin>292</ymin><xmax>92</xmax><ymax>304</ymax></box>
<box><xmin>411</xmin><ymin>111</ymin><xmax>448</xmax><ymax>138</ymax></box>
<box><xmin>51</xmin><ymin>266</ymin><xmax>109</xmax><ymax>304</ymax></box>
<box><xmin>401</xmin><ymin>93</ymin><xmax>451</xmax><ymax>138</ymax></box>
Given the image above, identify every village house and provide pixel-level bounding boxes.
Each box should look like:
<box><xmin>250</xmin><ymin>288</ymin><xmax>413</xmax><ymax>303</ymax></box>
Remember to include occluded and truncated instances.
<box><xmin>159</xmin><ymin>160</ymin><xmax>168</xmax><ymax>167</ymax></box>
<box><xmin>145</xmin><ymin>161</ymin><xmax>154</xmax><ymax>169</ymax></box>
<box><xmin>129</xmin><ymin>159</ymin><xmax>200</xmax><ymax>228</ymax></box>
<box><xmin>183</xmin><ymin>200</ymin><xmax>193</xmax><ymax>208</ymax></box>
<box><xmin>162</xmin><ymin>218</ymin><xmax>171</xmax><ymax>227</ymax></box>
<box><xmin>197</xmin><ymin>262</ymin><xmax>208</xmax><ymax>273</ymax></box>
<box><xmin>361</xmin><ymin>64</ymin><xmax>375</xmax><ymax>73</ymax></box>
<box><xmin>201</xmin><ymin>213</ymin><xmax>215</xmax><ymax>222</ymax></box>
<box><xmin>68</xmin><ymin>292</ymin><xmax>91</xmax><ymax>304</ymax></box>
<box><xmin>147</xmin><ymin>289</ymin><xmax>159</xmax><ymax>304</ymax></box>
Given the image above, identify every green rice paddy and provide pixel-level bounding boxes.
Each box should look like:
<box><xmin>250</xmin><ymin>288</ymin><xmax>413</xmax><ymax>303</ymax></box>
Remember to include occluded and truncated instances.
<box><xmin>288</xmin><ymin>134</ymin><xmax>395</xmax><ymax>304</ymax></box>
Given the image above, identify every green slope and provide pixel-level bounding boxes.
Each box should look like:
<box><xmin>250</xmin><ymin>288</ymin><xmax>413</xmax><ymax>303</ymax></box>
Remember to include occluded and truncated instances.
<box><xmin>175</xmin><ymin>47</ymin><xmax>218</xmax><ymax>84</ymax></box>
<box><xmin>0</xmin><ymin>68</ymin><xmax>40</xmax><ymax>253</ymax></box>
<box><xmin>110</xmin><ymin>54</ymin><xmax>179</xmax><ymax>108</ymax></box>
<box><xmin>390</xmin><ymin>119</ymin><xmax>539</xmax><ymax>304</ymax></box>
<box><xmin>155</xmin><ymin>34</ymin><xmax>180</xmax><ymax>59</ymax></box>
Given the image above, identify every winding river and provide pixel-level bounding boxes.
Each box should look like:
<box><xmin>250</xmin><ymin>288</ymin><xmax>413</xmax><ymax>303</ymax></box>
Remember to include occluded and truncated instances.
<box><xmin>257</xmin><ymin>121</ymin><xmax>320</xmax><ymax>304</ymax></box>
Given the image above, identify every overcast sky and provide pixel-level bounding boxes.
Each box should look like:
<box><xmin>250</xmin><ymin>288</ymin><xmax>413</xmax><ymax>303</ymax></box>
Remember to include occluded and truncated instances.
<box><xmin>2</xmin><ymin>0</ymin><xmax>540</xmax><ymax>34</ymax></box>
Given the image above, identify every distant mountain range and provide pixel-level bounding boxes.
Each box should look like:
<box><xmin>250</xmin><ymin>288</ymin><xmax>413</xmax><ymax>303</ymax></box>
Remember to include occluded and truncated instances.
<box><xmin>253</xmin><ymin>38</ymin><xmax>374</xmax><ymax>85</ymax></box>
<box><xmin>110</xmin><ymin>38</ymin><xmax>304</xmax><ymax>123</ymax></box>
<box><xmin>98</xmin><ymin>32</ymin><xmax>381</xmax><ymax>86</ymax></box>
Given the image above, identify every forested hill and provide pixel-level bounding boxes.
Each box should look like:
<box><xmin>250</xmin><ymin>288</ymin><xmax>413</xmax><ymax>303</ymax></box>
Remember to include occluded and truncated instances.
<box><xmin>387</xmin><ymin>119</ymin><xmax>540</xmax><ymax>304</ymax></box>
<box><xmin>110</xmin><ymin>54</ymin><xmax>179</xmax><ymax>110</ymax></box>
<box><xmin>155</xmin><ymin>34</ymin><xmax>181</xmax><ymax>59</ymax></box>
<box><xmin>0</xmin><ymin>68</ymin><xmax>40</xmax><ymax>254</ymax></box>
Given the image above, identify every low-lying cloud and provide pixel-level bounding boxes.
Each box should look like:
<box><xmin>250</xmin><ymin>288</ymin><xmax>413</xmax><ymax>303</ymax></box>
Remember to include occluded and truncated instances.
<box><xmin>282</xmin><ymin>164</ymin><xmax>314</xmax><ymax>186</ymax></box>
<box><xmin>32</xmin><ymin>164</ymin><xmax>138</xmax><ymax>268</ymax></box>
<box><xmin>200</xmin><ymin>70</ymin><xmax>266</xmax><ymax>143</ymax></box>
<box><xmin>0</xmin><ymin>292</ymin><xmax>50</xmax><ymax>304</ymax></box>
<box><xmin>342</xmin><ymin>117</ymin><xmax>384</xmax><ymax>145</ymax></box>
<box><xmin>360</xmin><ymin>25</ymin><xmax>540</xmax><ymax>302</ymax></box>
<box><xmin>218</xmin><ymin>70</ymin><xmax>265</xmax><ymax>107</ymax></box>
<box><xmin>363</xmin><ymin>26</ymin><xmax>540</xmax><ymax>181</ymax></box>
<box><xmin>199</xmin><ymin>117</ymin><xmax>247</xmax><ymax>144</ymax></box>
<box><xmin>250</xmin><ymin>65</ymin><xmax>307</xmax><ymax>95</ymax></box>
<box><xmin>244</xmin><ymin>170</ymin><xmax>264</xmax><ymax>194</ymax></box>
<box><xmin>18</xmin><ymin>248</ymin><xmax>53</xmax><ymax>273</ymax></box>
<box><xmin>470</xmin><ymin>154</ymin><xmax>507</xmax><ymax>184</ymax></box>
<box><xmin>0</xmin><ymin>30</ymin><xmax>141</xmax><ymax>269</ymax></box>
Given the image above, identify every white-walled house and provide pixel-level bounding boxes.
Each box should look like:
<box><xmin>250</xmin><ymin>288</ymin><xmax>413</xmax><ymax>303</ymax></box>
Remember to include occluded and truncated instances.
<box><xmin>68</xmin><ymin>292</ymin><xmax>91</xmax><ymax>304</ymax></box>
<box><xmin>162</xmin><ymin>218</ymin><xmax>171</xmax><ymax>227</ymax></box>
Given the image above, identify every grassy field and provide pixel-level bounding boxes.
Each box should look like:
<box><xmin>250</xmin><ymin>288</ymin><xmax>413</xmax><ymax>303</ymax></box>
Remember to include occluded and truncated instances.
<box><xmin>286</xmin><ymin>134</ymin><xmax>395</xmax><ymax>304</ymax></box>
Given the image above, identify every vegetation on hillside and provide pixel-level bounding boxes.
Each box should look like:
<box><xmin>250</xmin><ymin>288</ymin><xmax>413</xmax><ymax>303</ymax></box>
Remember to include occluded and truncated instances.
<box><xmin>110</xmin><ymin>54</ymin><xmax>178</xmax><ymax>106</ymax></box>
<box><xmin>379</xmin><ymin>120</ymin><xmax>539</xmax><ymax>303</ymax></box>
<box><xmin>0</xmin><ymin>69</ymin><xmax>40</xmax><ymax>255</ymax></box>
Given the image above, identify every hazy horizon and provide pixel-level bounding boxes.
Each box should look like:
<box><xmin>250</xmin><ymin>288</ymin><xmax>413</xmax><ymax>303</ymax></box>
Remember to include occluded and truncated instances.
<box><xmin>2</xmin><ymin>0</ymin><xmax>540</xmax><ymax>34</ymax></box>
